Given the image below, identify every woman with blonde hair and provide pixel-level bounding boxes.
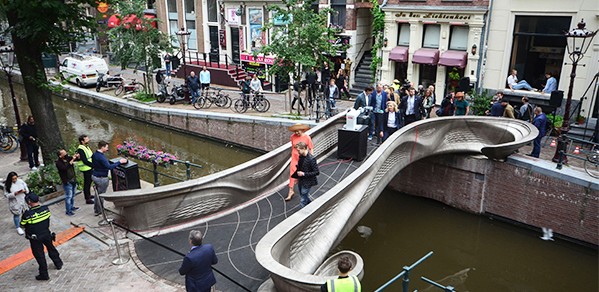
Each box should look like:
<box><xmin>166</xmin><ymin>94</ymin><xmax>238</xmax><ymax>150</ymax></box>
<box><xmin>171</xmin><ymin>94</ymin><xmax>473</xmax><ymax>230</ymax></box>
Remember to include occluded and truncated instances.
<box><xmin>423</xmin><ymin>89</ymin><xmax>434</xmax><ymax>118</ymax></box>
<box><xmin>380</xmin><ymin>101</ymin><xmax>402</xmax><ymax>142</ymax></box>
<box><xmin>286</xmin><ymin>124</ymin><xmax>314</xmax><ymax>201</ymax></box>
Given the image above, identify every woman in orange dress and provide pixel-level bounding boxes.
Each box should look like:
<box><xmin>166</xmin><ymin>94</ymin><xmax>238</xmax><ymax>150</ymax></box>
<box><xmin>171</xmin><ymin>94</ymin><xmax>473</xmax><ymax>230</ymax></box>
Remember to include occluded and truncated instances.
<box><xmin>286</xmin><ymin>123</ymin><xmax>314</xmax><ymax>201</ymax></box>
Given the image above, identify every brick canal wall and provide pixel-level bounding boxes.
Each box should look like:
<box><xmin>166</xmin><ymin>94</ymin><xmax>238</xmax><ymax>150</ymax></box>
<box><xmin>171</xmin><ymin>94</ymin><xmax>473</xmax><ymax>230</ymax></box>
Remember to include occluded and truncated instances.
<box><xmin>389</xmin><ymin>154</ymin><xmax>599</xmax><ymax>246</ymax></box>
<box><xmin>56</xmin><ymin>84</ymin><xmax>309</xmax><ymax>152</ymax></box>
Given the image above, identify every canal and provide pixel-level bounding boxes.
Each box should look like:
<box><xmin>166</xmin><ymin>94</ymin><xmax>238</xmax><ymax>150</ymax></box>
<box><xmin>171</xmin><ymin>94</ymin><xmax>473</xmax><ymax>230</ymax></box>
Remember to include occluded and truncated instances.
<box><xmin>0</xmin><ymin>79</ymin><xmax>260</xmax><ymax>184</ymax></box>
<box><xmin>336</xmin><ymin>189</ymin><xmax>598</xmax><ymax>291</ymax></box>
<box><xmin>2</xmin><ymin>80</ymin><xmax>597</xmax><ymax>290</ymax></box>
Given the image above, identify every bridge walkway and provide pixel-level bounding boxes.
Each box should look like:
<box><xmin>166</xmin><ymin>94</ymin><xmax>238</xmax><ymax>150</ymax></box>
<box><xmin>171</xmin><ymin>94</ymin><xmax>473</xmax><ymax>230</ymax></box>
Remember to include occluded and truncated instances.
<box><xmin>134</xmin><ymin>141</ymin><xmax>378</xmax><ymax>291</ymax></box>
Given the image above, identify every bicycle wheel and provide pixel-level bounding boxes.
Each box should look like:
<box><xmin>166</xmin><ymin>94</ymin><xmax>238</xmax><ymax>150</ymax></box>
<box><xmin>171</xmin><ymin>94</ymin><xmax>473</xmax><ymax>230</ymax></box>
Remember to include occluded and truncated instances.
<box><xmin>203</xmin><ymin>93</ymin><xmax>214</xmax><ymax>109</ymax></box>
<box><xmin>135</xmin><ymin>83</ymin><xmax>145</xmax><ymax>93</ymax></box>
<box><xmin>584</xmin><ymin>153</ymin><xmax>599</xmax><ymax>178</ymax></box>
<box><xmin>115</xmin><ymin>85</ymin><xmax>124</xmax><ymax>96</ymax></box>
<box><xmin>214</xmin><ymin>92</ymin><xmax>227</xmax><ymax>108</ymax></box>
<box><xmin>234</xmin><ymin>99</ymin><xmax>248</xmax><ymax>113</ymax></box>
<box><xmin>0</xmin><ymin>134</ymin><xmax>18</xmax><ymax>153</ymax></box>
<box><xmin>254</xmin><ymin>97</ymin><xmax>270</xmax><ymax>113</ymax></box>
<box><xmin>194</xmin><ymin>97</ymin><xmax>206</xmax><ymax>109</ymax></box>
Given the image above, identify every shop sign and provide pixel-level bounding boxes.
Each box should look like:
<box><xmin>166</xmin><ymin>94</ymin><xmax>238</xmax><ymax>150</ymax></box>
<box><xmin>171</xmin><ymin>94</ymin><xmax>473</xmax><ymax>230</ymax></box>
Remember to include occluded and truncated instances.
<box><xmin>227</xmin><ymin>8</ymin><xmax>240</xmax><ymax>25</ymax></box>
<box><xmin>240</xmin><ymin>53</ymin><xmax>275</xmax><ymax>65</ymax></box>
<box><xmin>219</xmin><ymin>29</ymin><xmax>226</xmax><ymax>48</ymax></box>
<box><xmin>244</xmin><ymin>62</ymin><xmax>266</xmax><ymax>80</ymax></box>
<box><xmin>394</xmin><ymin>12</ymin><xmax>472</xmax><ymax>21</ymax></box>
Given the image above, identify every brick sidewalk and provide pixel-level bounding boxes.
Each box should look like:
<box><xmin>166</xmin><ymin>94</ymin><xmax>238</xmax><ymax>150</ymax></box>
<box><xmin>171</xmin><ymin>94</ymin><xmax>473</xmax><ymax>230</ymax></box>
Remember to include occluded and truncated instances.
<box><xmin>0</xmin><ymin>151</ymin><xmax>182</xmax><ymax>291</ymax></box>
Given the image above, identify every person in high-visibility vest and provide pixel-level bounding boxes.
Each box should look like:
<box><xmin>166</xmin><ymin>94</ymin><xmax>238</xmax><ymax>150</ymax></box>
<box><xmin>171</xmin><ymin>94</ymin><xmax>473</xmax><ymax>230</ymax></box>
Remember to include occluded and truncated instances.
<box><xmin>321</xmin><ymin>256</ymin><xmax>361</xmax><ymax>292</ymax></box>
<box><xmin>76</xmin><ymin>135</ymin><xmax>94</xmax><ymax>204</ymax></box>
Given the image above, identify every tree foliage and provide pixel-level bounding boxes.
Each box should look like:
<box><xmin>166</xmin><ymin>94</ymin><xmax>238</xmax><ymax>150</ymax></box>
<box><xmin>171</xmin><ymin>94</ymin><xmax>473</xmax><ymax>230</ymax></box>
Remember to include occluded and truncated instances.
<box><xmin>370</xmin><ymin>0</ymin><xmax>385</xmax><ymax>79</ymax></box>
<box><xmin>107</xmin><ymin>0</ymin><xmax>172</xmax><ymax>94</ymax></box>
<box><xmin>260</xmin><ymin>0</ymin><xmax>349</xmax><ymax>83</ymax></box>
<box><xmin>0</xmin><ymin>0</ymin><xmax>98</xmax><ymax>163</ymax></box>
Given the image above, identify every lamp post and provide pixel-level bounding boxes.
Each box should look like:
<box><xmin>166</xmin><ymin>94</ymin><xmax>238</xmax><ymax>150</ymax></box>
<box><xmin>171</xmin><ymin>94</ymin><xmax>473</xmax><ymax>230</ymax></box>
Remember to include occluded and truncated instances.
<box><xmin>175</xmin><ymin>27</ymin><xmax>191</xmax><ymax>79</ymax></box>
<box><xmin>552</xmin><ymin>20</ymin><xmax>597</xmax><ymax>164</ymax></box>
<box><xmin>0</xmin><ymin>45</ymin><xmax>27</xmax><ymax>161</ymax></box>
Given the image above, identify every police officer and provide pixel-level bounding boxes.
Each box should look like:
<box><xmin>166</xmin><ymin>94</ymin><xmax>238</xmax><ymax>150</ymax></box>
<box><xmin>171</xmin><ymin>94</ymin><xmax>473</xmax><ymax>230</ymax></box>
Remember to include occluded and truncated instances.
<box><xmin>321</xmin><ymin>256</ymin><xmax>361</xmax><ymax>292</ymax></box>
<box><xmin>20</xmin><ymin>193</ymin><xmax>63</xmax><ymax>280</ymax></box>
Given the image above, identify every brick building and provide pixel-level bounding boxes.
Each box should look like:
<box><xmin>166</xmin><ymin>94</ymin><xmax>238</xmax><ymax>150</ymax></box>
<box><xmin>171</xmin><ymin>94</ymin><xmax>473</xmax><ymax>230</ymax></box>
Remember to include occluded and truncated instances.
<box><xmin>379</xmin><ymin>0</ymin><xmax>489</xmax><ymax>101</ymax></box>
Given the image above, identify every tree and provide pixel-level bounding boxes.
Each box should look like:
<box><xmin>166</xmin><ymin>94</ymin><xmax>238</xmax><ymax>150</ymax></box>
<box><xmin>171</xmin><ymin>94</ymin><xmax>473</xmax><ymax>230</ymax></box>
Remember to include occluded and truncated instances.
<box><xmin>259</xmin><ymin>0</ymin><xmax>348</xmax><ymax>113</ymax></box>
<box><xmin>0</xmin><ymin>0</ymin><xmax>97</xmax><ymax>163</ymax></box>
<box><xmin>107</xmin><ymin>0</ymin><xmax>172</xmax><ymax>96</ymax></box>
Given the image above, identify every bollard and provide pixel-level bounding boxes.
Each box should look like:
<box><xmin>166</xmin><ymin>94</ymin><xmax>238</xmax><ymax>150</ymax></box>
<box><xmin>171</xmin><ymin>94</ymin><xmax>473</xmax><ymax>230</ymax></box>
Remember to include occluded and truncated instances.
<box><xmin>186</xmin><ymin>161</ymin><xmax>191</xmax><ymax>180</ymax></box>
<box><xmin>108</xmin><ymin>218</ymin><xmax>129</xmax><ymax>265</ymax></box>
<box><xmin>153</xmin><ymin>162</ymin><xmax>160</xmax><ymax>186</ymax></box>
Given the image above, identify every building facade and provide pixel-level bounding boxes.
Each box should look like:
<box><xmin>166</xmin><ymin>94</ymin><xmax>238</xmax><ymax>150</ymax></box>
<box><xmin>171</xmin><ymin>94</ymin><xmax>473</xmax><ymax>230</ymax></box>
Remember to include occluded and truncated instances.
<box><xmin>154</xmin><ymin>0</ymin><xmax>374</xmax><ymax>91</ymax></box>
<box><xmin>481</xmin><ymin>0</ymin><xmax>598</xmax><ymax>117</ymax></box>
<box><xmin>380</xmin><ymin>0</ymin><xmax>489</xmax><ymax>102</ymax></box>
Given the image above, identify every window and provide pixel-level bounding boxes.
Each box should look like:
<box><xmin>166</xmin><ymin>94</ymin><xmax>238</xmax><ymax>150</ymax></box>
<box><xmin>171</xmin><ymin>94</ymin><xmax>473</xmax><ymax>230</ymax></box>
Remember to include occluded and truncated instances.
<box><xmin>509</xmin><ymin>16</ymin><xmax>570</xmax><ymax>89</ymax></box>
<box><xmin>397</xmin><ymin>23</ymin><xmax>410</xmax><ymax>46</ymax></box>
<box><xmin>419</xmin><ymin>64</ymin><xmax>437</xmax><ymax>88</ymax></box>
<box><xmin>184</xmin><ymin>0</ymin><xmax>194</xmax><ymax>13</ymax></box>
<box><xmin>449</xmin><ymin>26</ymin><xmax>469</xmax><ymax>51</ymax></box>
<box><xmin>167</xmin><ymin>0</ymin><xmax>177</xmax><ymax>13</ymax></box>
<box><xmin>330</xmin><ymin>0</ymin><xmax>346</xmax><ymax>27</ymax></box>
<box><xmin>422</xmin><ymin>24</ymin><xmax>440</xmax><ymax>48</ymax></box>
<box><xmin>207</xmin><ymin>0</ymin><xmax>218</xmax><ymax>22</ymax></box>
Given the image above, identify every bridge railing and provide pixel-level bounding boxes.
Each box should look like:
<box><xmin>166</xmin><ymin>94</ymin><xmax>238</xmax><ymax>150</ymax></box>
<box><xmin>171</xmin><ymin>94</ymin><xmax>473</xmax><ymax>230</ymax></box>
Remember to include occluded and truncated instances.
<box><xmin>256</xmin><ymin>117</ymin><xmax>538</xmax><ymax>291</ymax></box>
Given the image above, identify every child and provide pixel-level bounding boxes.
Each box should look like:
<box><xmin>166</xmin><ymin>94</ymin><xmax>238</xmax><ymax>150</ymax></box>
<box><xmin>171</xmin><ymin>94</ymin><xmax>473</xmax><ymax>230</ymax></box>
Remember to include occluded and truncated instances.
<box><xmin>293</xmin><ymin>142</ymin><xmax>319</xmax><ymax>207</ymax></box>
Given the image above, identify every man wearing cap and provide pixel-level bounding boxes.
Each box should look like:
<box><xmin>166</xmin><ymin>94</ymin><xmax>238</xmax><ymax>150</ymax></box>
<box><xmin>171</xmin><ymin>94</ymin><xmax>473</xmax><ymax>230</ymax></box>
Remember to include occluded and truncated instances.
<box><xmin>20</xmin><ymin>193</ymin><xmax>63</xmax><ymax>280</ymax></box>
<box><xmin>502</xmin><ymin>99</ymin><xmax>515</xmax><ymax>119</ymax></box>
<box><xmin>391</xmin><ymin>79</ymin><xmax>401</xmax><ymax>92</ymax></box>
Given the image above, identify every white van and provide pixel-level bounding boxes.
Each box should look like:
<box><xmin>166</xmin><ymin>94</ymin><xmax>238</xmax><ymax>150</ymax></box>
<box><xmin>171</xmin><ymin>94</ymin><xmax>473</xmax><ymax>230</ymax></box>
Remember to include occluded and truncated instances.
<box><xmin>59</xmin><ymin>53</ymin><xmax>109</xmax><ymax>87</ymax></box>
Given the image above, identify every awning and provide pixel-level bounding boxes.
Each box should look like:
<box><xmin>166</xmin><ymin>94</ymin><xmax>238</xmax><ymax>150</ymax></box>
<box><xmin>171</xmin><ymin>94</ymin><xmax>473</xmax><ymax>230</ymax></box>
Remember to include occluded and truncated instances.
<box><xmin>412</xmin><ymin>48</ymin><xmax>439</xmax><ymax>65</ymax></box>
<box><xmin>389</xmin><ymin>46</ymin><xmax>409</xmax><ymax>62</ymax></box>
<box><xmin>438</xmin><ymin>50</ymin><xmax>468</xmax><ymax>68</ymax></box>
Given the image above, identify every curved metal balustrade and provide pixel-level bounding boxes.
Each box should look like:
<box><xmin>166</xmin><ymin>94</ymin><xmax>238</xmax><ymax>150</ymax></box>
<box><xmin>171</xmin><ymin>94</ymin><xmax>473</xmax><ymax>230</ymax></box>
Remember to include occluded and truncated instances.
<box><xmin>255</xmin><ymin>116</ymin><xmax>538</xmax><ymax>291</ymax></box>
<box><xmin>102</xmin><ymin>113</ymin><xmax>346</xmax><ymax>233</ymax></box>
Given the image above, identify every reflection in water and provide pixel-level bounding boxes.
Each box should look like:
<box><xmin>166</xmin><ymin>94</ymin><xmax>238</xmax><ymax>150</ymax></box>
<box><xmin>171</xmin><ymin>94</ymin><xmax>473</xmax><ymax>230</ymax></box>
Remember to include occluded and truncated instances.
<box><xmin>337</xmin><ymin>190</ymin><xmax>598</xmax><ymax>292</ymax></box>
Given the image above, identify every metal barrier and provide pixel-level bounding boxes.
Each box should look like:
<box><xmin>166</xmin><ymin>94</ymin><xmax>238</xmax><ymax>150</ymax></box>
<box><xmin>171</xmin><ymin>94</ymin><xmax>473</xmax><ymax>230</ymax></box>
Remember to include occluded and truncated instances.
<box><xmin>374</xmin><ymin>251</ymin><xmax>433</xmax><ymax>292</ymax></box>
<box><xmin>119</xmin><ymin>155</ymin><xmax>203</xmax><ymax>187</ymax></box>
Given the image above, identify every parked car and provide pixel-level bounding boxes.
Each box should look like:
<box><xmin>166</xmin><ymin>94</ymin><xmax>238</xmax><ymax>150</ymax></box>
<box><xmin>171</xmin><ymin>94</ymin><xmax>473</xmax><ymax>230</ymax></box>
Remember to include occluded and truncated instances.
<box><xmin>59</xmin><ymin>53</ymin><xmax>108</xmax><ymax>87</ymax></box>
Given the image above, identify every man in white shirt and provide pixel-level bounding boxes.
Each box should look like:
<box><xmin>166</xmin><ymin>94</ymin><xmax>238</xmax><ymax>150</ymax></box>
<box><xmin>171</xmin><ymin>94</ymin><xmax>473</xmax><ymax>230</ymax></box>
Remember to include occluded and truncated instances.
<box><xmin>507</xmin><ymin>69</ymin><xmax>535</xmax><ymax>91</ymax></box>
<box><xmin>199</xmin><ymin>66</ymin><xmax>211</xmax><ymax>89</ymax></box>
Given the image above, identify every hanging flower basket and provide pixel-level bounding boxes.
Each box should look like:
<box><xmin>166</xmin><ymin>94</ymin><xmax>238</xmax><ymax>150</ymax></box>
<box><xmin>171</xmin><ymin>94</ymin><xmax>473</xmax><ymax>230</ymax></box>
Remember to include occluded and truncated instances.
<box><xmin>116</xmin><ymin>140</ymin><xmax>178</xmax><ymax>166</ymax></box>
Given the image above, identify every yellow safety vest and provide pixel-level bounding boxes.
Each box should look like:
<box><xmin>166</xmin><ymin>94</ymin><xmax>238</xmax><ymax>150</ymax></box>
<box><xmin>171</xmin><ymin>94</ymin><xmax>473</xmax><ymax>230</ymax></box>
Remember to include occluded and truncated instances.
<box><xmin>76</xmin><ymin>144</ymin><xmax>93</xmax><ymax>172</ymax></box>
<box><xmin>326</xmin><ymin>276</ymin><xmax>361</xmax><ymax>292</ymax></box>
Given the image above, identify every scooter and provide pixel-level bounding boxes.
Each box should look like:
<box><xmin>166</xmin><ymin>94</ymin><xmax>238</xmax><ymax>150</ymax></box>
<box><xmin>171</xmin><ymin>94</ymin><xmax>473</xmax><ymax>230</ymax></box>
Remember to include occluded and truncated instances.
<box><xmin>95</xmin><ymin>71</ymin><xmax>124</xmax><ymax>92</ymax></box>
<box><xmin>169</xmin><ymin>84</ymin><xmax>188</xmax><ymax>105</ymax></box>
<box><xmin>155</xmin><ymin>81</ymin><xmax>171</xmax><ymax>103</ymax></box>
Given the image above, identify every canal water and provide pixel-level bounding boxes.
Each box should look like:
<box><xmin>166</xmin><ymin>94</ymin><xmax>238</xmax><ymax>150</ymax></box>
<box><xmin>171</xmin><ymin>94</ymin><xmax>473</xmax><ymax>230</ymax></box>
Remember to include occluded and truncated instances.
<box><xmin>0</xmin><ymin>79</ymin><xmax>260</xmax><ymax>184</ymax></box>
<box><xmin>336</xmin><ymin>189</ymin><xmax>598</xmax><ymax>291</ymax></box>
<box><xmin>2</xmin><ymin>80</ymin><xmax>597</xmax><ymax>290</ymax></box>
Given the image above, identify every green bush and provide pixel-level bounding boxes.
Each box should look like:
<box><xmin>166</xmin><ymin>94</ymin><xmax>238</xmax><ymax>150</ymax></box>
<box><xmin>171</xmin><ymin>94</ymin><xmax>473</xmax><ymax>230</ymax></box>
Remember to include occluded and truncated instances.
<box><xmin>26</xmin><ymin>165</ymin><xmax>62</xmax><ymax>195</ymax></box>
<box><xmin>470</xmin><ymin>90</ymin><xmax>494</xmax><ymax>116</ymax></box>
<box><xmin>546</xmin><ymin>114</ymin><xmax>563</xmax><ymax>128</ymax></box>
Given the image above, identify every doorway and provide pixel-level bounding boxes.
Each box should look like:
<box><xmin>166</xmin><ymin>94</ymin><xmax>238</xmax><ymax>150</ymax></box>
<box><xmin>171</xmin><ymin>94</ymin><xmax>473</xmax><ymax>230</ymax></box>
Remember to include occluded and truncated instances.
<box><xmin>209</xmin><ymin>26</ymin><xmax>219</xmax><ymax>64</ymax></box>
<box><xmin>231</xmin><ymin>27</ymin><xmax>240</xmax><ymax>64</ymax></box>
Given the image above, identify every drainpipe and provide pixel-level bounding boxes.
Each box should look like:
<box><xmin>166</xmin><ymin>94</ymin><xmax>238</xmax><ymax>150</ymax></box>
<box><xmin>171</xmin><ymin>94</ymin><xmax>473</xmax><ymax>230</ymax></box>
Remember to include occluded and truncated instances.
<box><xmin>477</xmin><ymin>0</ymin><xmax>493</xmax><ymax>95</ymax></box>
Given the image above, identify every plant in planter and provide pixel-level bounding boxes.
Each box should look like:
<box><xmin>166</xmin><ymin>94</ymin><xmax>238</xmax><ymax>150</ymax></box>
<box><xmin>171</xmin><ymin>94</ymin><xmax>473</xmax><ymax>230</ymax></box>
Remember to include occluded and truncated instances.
<box><xmin>25</xmin><ymin>165</ymin><xmax>62</xmax><ymax>196</ymax></box>
<box><xmin>546</xmin><ymin>114</ymin><xmax>564</xmax><ymax>135</ymax></box>
<box><xmin>576</xmin><ymin>115</ymin><xmax>586</xmax><ymax>125</ymax></box>
<box><xmin>448</xmin><ymin>67</ymin><xmax>461</xmax><ymax>92</ymax></box>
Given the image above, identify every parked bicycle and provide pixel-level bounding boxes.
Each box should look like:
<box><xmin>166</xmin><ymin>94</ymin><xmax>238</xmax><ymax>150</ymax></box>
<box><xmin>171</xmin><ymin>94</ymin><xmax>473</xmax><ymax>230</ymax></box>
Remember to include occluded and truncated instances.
<box><xmin>115</xmin><ymin>78</ymin><xmax>145</xmax><ymax>96</ymax></box>
<box><xmin>233</xmin><ymin>91</ymin><xmax>270</xmax><ymax>113</ymax></box>
<box><xmin>583</xmin><ymin>147</ymin><xmax>599</xmax><ymax>178</ymax></box>
<box><xmin>193</xmin><ymin>87</ymin><xmax>232</xmax><ymax>109</ymax></box>
<box><xmin>0</xmin><ymin>126</ymin><xmax>19</xmax><ymax>153</ymax></box>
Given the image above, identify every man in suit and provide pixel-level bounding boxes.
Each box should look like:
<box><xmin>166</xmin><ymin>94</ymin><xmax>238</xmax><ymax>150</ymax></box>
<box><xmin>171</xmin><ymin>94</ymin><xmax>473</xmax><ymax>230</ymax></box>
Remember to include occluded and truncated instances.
<box><xmin>353</xmin><ymin>86</ymin><xmax>373</xmax><ymax>110</ymax></box>
<box><xmin>369</xmin><ymin>84</ymin><xmax>388</xmax><ymax>141</ymax></box>
<box><xmin>400</xmin><ymin>87</ymin><xmax>424</xmax><ymax>125</ymax></box>
<box><xmin>306</xmin><ymin>67</ymin><xmax>319</xmax><ymax>107</ymax></box>
<box><xmin>179</xmin><ymin>230</ymin><xmax>218</xmax><ymax>292</ymax></box>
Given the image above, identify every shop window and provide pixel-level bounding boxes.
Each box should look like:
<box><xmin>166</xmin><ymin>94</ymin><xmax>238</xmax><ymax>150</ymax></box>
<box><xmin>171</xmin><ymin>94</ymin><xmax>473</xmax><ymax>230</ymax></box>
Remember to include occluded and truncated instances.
<box><xmin>422</xmin><ymin>24</ymin><xmax>440</xmax><ymax>49</ymax></box>
<box><xmin>509</xmin><ymin>16</ymin><xmax>570</xmax><ymax>89</ymax></box>
<box><xmin>394</xmin><ymin>62</ymin><xmax>408</xmax><ymax>85</ymax></box>
<box><xmin>207</xmin><ymin>0</ymin><xmax>218</xmax><ymax>22</ymax></box>
<box><xmin>419</xmin><ymin>64</ymin><xmax>437</xmax><ymax>88</ymax></box>
<box><xmin>449</xmin><ymin>26</ymin><xmax>469</xmax><ymax>51</ymax></box>
<box><xmin>397</xmin><ymin>23</ymin><xmax>410</xmax><ymax>46</ymax></box>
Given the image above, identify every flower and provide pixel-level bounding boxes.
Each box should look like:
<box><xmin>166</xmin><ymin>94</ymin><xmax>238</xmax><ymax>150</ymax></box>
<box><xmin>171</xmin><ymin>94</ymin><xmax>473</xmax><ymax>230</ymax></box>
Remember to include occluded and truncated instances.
<box><xmin>116</xmin><ymin>140</ymin><xmax>178</xmax><ymax>166</ymax></box>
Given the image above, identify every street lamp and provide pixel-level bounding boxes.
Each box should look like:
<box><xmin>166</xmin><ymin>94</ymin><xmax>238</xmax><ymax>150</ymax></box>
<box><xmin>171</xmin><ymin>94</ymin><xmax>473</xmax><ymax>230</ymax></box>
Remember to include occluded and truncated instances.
<box><xmin>552</xmin><ymin>19</ymin><xmax>598</xmax><ymax>164</ymax></box>
<box><xmin>175</xmin><ymin>27</ymin><xmax>191</xmax><ymax>79</ymax></box>
<box><xmin>0</xmin><ymin>44</ymin><xmax>27</xmax><ymax>161</ymax></box>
